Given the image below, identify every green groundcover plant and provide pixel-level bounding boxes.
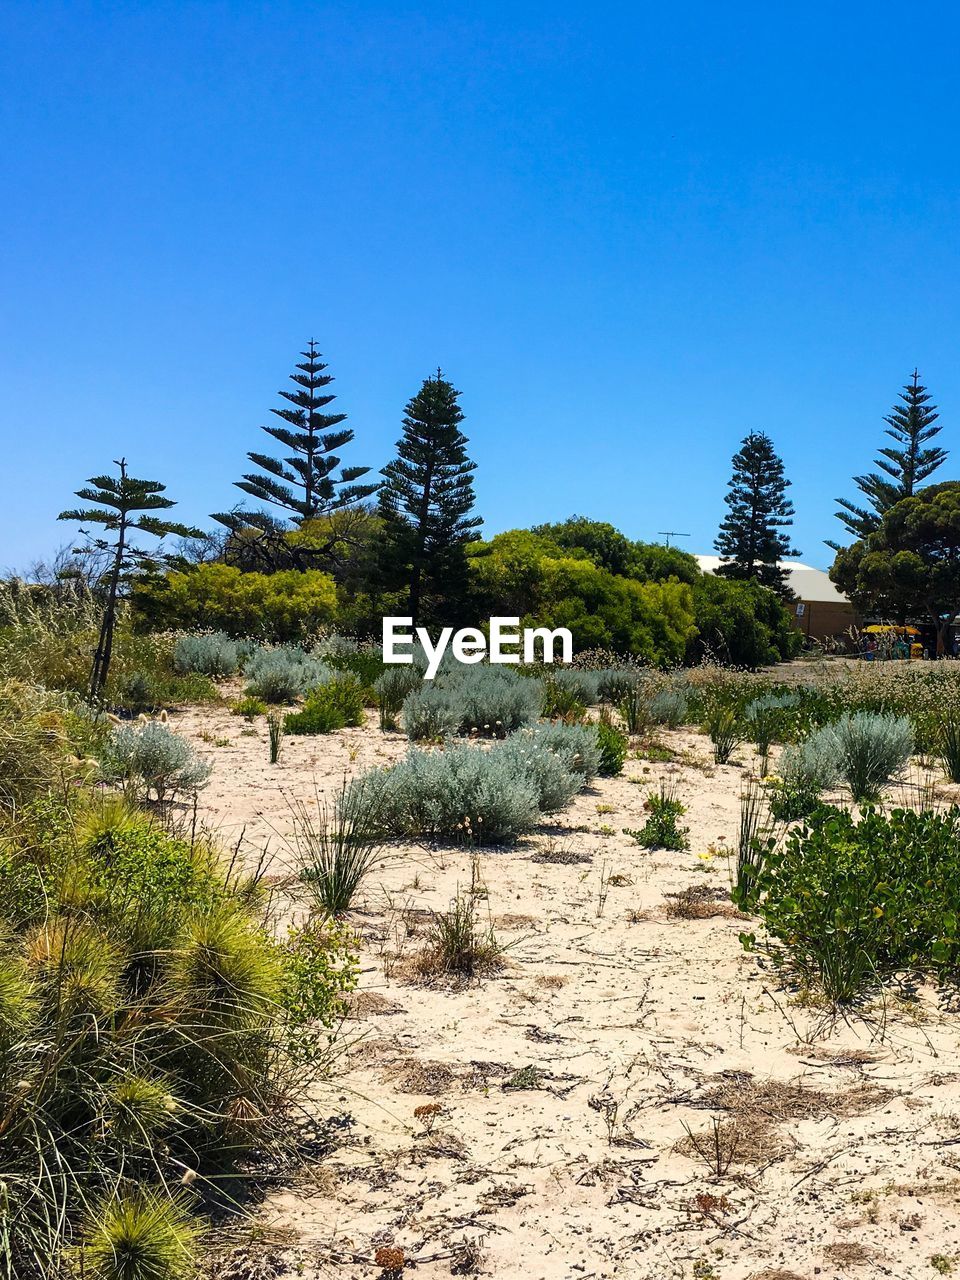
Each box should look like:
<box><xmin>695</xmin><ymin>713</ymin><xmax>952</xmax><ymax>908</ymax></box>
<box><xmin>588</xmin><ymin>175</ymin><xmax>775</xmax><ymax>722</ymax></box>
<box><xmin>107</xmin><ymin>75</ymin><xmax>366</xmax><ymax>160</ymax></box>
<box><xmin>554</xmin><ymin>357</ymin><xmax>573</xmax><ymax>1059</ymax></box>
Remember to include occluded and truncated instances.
<box><xmin>736</xmin><ymin>805</ymin><xmax>960</xmax><ymax>1004</ymax></box>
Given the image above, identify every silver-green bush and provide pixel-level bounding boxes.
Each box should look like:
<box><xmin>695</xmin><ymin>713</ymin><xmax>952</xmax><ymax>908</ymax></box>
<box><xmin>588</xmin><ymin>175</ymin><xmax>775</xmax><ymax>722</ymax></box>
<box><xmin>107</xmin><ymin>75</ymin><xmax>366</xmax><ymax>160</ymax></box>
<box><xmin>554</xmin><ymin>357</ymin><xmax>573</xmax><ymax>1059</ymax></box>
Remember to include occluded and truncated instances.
<box><xmin>827</xmin><ymin>711</ymin><xmax>914</xmax><ymax>802</ymax></box>
<box><xmin>99</xmin><ymin>722</ymin><xmax>212</xmax><ymax>805</ymax></box>
<box><xmin>402</xmin><ymin>686</ymin><xmax>460</xmax><ymax>740</ymax></box>
<box><xmin>243</xmin><ymin>647</ymin><xmax>331</xmax><ymax>702</ymax></box>
<box><xmin>647</xmin><ymin>686</ymin><xmax>690</xmax><ymax>727</ymax></box>
<box><xmin>172</xmin><ymin>632</ymin><xmax>240</xmax><ymax>677</ymax></box>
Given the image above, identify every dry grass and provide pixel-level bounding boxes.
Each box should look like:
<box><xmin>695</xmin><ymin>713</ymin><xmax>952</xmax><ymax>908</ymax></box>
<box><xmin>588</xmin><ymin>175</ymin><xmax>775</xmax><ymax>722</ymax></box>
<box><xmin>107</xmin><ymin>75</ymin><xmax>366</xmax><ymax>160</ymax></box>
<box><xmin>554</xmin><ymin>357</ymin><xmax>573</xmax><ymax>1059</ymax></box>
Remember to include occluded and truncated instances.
<box><xmin>663</xmin><ymin>884</ymin><xmax>746</xmax><ymax>920</ymax></box>
<box><xmin>697</xmin><ymin>1073</ymin><xmax>895</xmax><ymax>1121</ymax></box>
<box><xmin>388</xmin><ymin>1058</ymin><xmax>459</xmax><ymax>1095</ymax></box>
<box><xmin>675</xmin><ymin>1113</ymin><xmax>796</xmax><ymax>1173</ymax></box>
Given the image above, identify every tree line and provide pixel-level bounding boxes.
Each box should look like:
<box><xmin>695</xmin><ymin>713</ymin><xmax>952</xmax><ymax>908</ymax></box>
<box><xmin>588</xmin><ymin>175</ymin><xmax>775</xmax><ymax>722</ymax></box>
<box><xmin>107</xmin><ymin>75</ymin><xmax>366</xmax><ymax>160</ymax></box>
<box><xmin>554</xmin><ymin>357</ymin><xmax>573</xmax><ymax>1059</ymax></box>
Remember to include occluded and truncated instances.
<box><xmin>55</xmin><ymin>343</ymin><xmax>958</xmax><ymax>702</ymax></box>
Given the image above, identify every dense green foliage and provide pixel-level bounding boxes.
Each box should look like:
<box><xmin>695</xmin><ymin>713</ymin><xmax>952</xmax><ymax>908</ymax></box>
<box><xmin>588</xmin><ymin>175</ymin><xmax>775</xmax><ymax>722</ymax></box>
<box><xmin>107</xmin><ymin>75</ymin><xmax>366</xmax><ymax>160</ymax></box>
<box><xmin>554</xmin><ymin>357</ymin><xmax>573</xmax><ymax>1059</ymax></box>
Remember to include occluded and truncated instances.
<box><xmin>284</xmin><ymin>675</ymin><xmax>366</xmax><ymax>734</ymax></box>
<box><xmin>737</xmin><ymin>806</ymin><xmax>960</xmax><ymax>1003</ymax></box>
<box><xmin>377</xmin><ymin>373</ymin><xmax>481</xmax><ymax>626</ymax></box>
<box><xmin>834</xmin><ymin>370</ymin><xmax>947</xmax><ymax>541</ymax></box>
<box><xmin>715</xmin><ymin>431</ymin><xmax>799</xmax><ymax>596</ymax></box>
<box><xmin>133</xmin><ymin>562</ymin><xmax>338</xmax><ymax>641</ymax></box>
<box><xmin>0</xmin><ymin>685</ymin><xmax>357</xmax><ymax>1278</ymax></box>
<box><xmin>831</xmin><ymin>481</ymin><xmax>960</xmax><ymax>655</ymax></box>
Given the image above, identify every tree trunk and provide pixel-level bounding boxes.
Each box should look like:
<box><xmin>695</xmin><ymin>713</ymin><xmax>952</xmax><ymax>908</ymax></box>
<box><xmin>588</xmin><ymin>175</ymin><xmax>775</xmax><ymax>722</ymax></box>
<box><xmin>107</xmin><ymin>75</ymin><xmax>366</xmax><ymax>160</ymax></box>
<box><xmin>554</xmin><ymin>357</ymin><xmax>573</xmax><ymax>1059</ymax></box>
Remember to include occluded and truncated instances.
<box><xmin>89</xmin><ymin>519</ymin><xmax>126</xmax><ymax>701</ymax></box>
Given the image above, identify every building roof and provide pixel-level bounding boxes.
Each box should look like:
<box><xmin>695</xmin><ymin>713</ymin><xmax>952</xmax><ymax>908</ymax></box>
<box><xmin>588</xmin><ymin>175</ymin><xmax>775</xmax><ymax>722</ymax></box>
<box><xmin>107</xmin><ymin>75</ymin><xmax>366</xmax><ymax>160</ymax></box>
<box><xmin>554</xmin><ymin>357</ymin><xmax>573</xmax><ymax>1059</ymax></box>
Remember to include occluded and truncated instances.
<box><xmin>693</xmin><ymin>556</ymin><xmax>850</xmax><ymax>605</ymax></box>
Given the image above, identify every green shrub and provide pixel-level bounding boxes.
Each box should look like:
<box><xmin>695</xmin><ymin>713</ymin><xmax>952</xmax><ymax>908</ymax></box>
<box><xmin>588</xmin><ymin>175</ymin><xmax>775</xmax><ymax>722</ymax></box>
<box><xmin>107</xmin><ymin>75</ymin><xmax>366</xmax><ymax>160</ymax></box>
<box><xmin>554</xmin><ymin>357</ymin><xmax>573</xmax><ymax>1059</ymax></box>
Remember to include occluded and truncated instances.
<box><xmin>131</xmin><ymin>563</ymin><xmax>338</xmax><ymax>641</ymax></box>
<box><xmin>78</xmin><ymin>1190</ymin><xmax>199</xmax><ymax>1280</ymax></box>
<box><xmin>243</xmin><ymin>647</ymin><xmax>330</xmax><ymax>703</ymax></box>
<box><xmin>98</xmin><ymin>722</ymin><xmax>212</xmax><ymax>806</ymax></box>
<box><xmin>736</xmin><ymin>806</ymin><xmax>960</xmax><ymax>1003</ymax></box>
<box><xmin>625</xmin><ymin>783</ymin><xmax>689</xmax><ymax>851</ymax></box>
<box><xmin>595</xmin><ymin>715</ymin><xmax>627</xmax><ymax>776</ymax></box>
<box><xmin>688</xmin><ymin>574</ymin><xmax>801</xmax><ymax>669</ymax></box>
<box><xmin>444</xmin><ymin>665</ymin><xmax>541</xmax><ymax>735</ymax></box>
<box><xmin>285</xmin><ymin>676</ymin><xmax>366</xmax><ymax>735</ymax></box>
<box><xmin>231</xmin><ymin>695</ymin><xmax>267</xmax><ymax>719</ymax></box>
<box><xmin>172</xmin><ymin>631</ymin><xmax>240</xmax><ymax>677</ymax></box>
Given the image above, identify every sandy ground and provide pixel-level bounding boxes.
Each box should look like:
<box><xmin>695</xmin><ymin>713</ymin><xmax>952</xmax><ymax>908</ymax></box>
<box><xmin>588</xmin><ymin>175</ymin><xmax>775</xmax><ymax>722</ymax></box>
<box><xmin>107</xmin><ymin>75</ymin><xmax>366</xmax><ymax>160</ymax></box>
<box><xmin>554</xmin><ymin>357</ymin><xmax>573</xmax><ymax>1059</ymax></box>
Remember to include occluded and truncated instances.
<box><xmin>175</xmin><ymin>699</ymin><xmax>960</xmax><ymax>1280</ymax></box>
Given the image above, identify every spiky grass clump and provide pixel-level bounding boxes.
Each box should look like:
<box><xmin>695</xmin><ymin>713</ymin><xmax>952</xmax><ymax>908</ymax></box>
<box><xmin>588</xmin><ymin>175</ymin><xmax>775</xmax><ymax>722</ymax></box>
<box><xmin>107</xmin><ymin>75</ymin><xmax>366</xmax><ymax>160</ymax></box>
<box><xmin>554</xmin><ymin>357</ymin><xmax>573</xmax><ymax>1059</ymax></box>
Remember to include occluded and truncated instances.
<box><xmin>0</xmin><ymin>685</ymin><xmax>357</xmax><ymax>1278</ymax></box>
<box><xmin>375</xmin><ymin>663</ymin><xmax>425</xmax><ymax>732</ymax></box>
<box><xmin>296</xmin><ymin>779</ymin><xmax>387</xmax><ymax>917</ymax></box>
<box><xmin>78</xmin><ymin>1190</ymin><xmax>199</xmax><ymax>1280</ymax></box>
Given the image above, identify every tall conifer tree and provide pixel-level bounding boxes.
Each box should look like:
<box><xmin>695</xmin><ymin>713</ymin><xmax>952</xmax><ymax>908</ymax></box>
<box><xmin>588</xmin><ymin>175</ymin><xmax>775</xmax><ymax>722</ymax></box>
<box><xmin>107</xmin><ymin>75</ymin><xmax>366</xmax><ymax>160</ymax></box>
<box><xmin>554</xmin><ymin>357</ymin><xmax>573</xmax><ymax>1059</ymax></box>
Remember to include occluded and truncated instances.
<box><xmin>378</xmin><ymin>372</ymin><xmax>482</xmax><ymax>626</ymax></box>
<box><xmin>715</xmin><ymin>432</ymin><xmax>799</xmax><ymax>596</ymax></box>
<box><xmin>213</xmin><ymin>341</ymin><xmax>377</xmax><ymax>542</ymax></box>
<box><xmin>834</xmin><ymin>370</ymin><xmax>946</xmax><ymax>541</ymax></box>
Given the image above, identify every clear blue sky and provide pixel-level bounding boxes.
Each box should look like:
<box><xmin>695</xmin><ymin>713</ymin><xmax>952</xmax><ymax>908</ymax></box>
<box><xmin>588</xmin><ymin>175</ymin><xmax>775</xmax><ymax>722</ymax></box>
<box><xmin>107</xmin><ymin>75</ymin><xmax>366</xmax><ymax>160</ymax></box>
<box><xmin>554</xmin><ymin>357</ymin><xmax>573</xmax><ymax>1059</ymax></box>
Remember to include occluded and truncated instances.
<box><xmin>3</xmin><ymin>2</ymin><xmax>959</xmax><ymax>572</ymax></box>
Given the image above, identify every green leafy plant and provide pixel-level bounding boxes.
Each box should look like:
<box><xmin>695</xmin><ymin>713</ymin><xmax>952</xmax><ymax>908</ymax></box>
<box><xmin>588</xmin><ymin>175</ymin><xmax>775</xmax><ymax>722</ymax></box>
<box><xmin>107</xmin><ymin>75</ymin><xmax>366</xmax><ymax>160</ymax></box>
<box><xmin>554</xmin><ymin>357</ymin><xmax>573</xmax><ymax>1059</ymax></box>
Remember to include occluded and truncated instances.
<box><xmin>284</xmin><ymin>675</ymin><xmax>365</xmax><ymax>735</ymax></box>
<box><xmin>624</xmin><ymin>782</ymin><xmax>689</xmax><ymax>851</ymax></box>
<box><xmin>595</xmin><ymin>714</ymin><xmax>628</xmax><ymax>777</ymax></box>
<box><xmin>735</xmin><ymin>805</ymin><xmax>960</xmax><ymax>1003</ymax></box>
<box><xmin>231</xmin><ymin>695</ymin><xmax>267</xmax><ymax>720</ymax></box>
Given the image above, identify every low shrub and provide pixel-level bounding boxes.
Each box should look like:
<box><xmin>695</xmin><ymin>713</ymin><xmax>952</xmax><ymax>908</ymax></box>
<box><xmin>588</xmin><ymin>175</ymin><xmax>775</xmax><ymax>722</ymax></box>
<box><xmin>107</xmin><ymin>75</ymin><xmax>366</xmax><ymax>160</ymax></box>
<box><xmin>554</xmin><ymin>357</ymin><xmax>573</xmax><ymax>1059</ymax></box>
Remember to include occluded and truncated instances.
<box><xmin>595</xmin><ymin>714</ymin><xmax>628</xmax><ymax>776</ymax></box>
<box><xmin>243</xmin><ymin>647</ymin><xmax>331</xmax><ymax>703</ymax></box>
<box><xmin>624</xmin><ymin>783</ymin><xmax>689</xmax><ymax>851</ymax></box>
<box><xmin>828</xmin><ymin>711</ymin><xmax>913</xmax><ymax>802</ymax></box>
<box><xmin>768</xmin><ymin>730</ymin><xmax>840</xmax><ymax>820</ymax></box>
<box><xmin>98</xmin><ymin>722</ymin><xmax>212</xmax><ymax>806</ymax></box>
<box><xmin>418</xmin><ymin>888</ymin><xmax>502</xmax><ymax>980</ymax></box>
<box><xmin>172</xmin><ymin>631</ymin><xmax>240</xmax><ymax>677</ymax></box>
<box><xmin>375</xmin><ymin>663</ymin><xmax>425</xmax><ymax>732</ymax></box>
<box><xmin>284</xmin><ymin>676</ymin><xmax>366</xmax><ymax>735</ymax></box>
<box><xmin>539</xmin><ymin>668</ymin><xmax>597</xmax><ymax>720</ymax></box>
<box><xmin>353</xmin><ymin>727</ymin><xmax>593</xmax><ymax>845</ymax></box>
<box><xmin>647</xmin><ymin>686</ymin><xmax>690</xmax><ymax>728</ymax></box>
<box><xmin>527</xmin><ymin>721</ymin><xmax>601</xmax><ymax>783</ymax></box>
<box><xmin>232</xmin><ymin>695</ymin><xmax>267</xmax><ymax>719</ymax></box>
<box><xmin>402</xmin><ymin>686</ymin><xmax>460</xmax><ymax>741</ymax></box>
<box><xmin>736</xmin><ymin>805</ymin><xmax>960</xmax><ymax>1003</ymax></box>
<box><xmin>497</xmin><ymin>733</ymin><xmax>586</xmax><ymax>813</ymax></box>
